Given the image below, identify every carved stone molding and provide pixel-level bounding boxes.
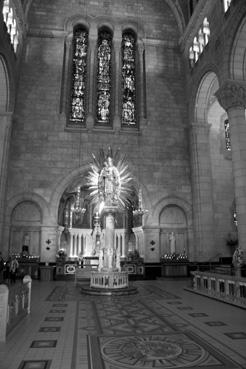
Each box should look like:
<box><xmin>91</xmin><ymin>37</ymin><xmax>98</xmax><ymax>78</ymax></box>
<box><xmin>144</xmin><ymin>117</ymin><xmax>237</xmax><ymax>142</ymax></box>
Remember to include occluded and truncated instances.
<box><xmin>215</xmin><ymin>81</ymin><xmax>246</xmax><ymax>111</ymax></box>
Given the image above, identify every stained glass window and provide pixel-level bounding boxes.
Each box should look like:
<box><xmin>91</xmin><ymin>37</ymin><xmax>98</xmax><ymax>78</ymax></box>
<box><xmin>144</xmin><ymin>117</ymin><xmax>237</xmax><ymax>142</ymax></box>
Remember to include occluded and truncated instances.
<box><xmin>223</xmin><ymin>0</ymin><xmax>232</xmax><ymax>12</ymax></box>
<box><xmin>69</xmin><ymin>27</ymin><xmax>88</xmax><ymax>125</ymax></box>
<box><xmin>2</xmin><ymin>0</ymin><xmax>19</xmax><ymax>53</ymax></box>
<box><xmin>96</xmin><ymin>29</ymin><xmax>112</xmax><ymax>125</ymax></box>
<box><xmin>224</xmin><ymin>119</ymin><xmax>231</xmax><ymax>151</ymax></box>
<box><xmin>121</xmin><ymin>31</ymin><xmax>137</xmax><ymax>126</ymax></box>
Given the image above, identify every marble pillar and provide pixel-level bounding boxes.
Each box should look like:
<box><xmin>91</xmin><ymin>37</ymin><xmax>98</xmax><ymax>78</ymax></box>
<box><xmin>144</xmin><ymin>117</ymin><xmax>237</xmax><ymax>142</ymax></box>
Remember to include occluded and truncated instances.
<box><xmin>189</xmin><ymin>122</ymin><xmax>215</xmax><ymax>260</ymax></box>
<box><xmin>216</xmin><ymin>80</ymin><xmax>246</xmax><ymax>262</ymax></box>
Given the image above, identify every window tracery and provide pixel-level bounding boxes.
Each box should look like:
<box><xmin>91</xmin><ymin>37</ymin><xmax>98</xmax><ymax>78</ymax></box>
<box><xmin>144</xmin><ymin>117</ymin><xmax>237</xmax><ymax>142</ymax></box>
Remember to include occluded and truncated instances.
<box><xmin>189</xmin><ymin>18</ymin><xmax>210</xmax><ymax>68</ymax></box>
<box><xmin>69</xmin><ymin>27</ymin><xmax>88</xmax><ymax>125</ymax></box>
<box><xmin>223</xmin><ymin>0</ymin><xmax>232</xmax><ymax>12</ymax></box>
<box><xmin>96</xmin><ymin>29</ymin><xmax>112</xmax><ymax>125</ymax></box>
<box><xmin>224</xmin><ymin>119</ymin><xmax>231</xmax><ymax>151</ymax></box>
<box><xmin>2</xmin><ymin>0</ymin><xmax>19</xmax><ymax>53</ymax></box>
<box><xmin>121</xmin><ymin>31</ymin><xmax>137</xmax><ymax>126</ymax></box>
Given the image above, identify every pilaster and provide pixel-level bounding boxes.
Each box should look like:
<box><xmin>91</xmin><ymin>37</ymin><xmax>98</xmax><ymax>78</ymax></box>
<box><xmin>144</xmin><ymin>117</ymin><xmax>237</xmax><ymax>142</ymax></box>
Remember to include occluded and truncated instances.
<box><xmin>0</xmin><ymin>112</ymin><xmax>13</xmax><ymax>251</ymax></box>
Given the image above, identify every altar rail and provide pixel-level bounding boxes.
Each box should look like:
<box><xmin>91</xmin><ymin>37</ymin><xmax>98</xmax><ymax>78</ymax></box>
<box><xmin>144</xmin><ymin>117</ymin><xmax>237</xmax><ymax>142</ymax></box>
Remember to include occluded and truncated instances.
<box><xmin>90</xmin><ymin>271</ymin><xmax>128</xmax><ymax>289</ymax></box>
<box><xmin>0</xmin><ymin>275</ymin><xmax>32</xmax><ymax>342</ymax></box>
<box><xmin>190</xmin><ymin>271</ymin><xmax>246</xmax><ymax>309</ymax></box>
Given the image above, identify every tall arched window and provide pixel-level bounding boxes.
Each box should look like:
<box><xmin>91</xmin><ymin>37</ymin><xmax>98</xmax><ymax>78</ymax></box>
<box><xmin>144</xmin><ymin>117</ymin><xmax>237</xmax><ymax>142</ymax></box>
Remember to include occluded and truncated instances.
<box><xmin>224</xmin><ymin>119</ymin><xmax>231</xmax><ymax>151</ymax></box>
<box><xmin>2</xmin><ymin>0</ymin><xmax>19</xmax><ymax>53</ymax></box>
<box><xmin>69</xmin><ymin>26</ymin><xmax>88</xmax><ymax>126</ymax></box>
<box><xmin>96</xmin><ymin>28</ymin><xmax>112</xmax><ymax>125</ymax></box>
<box><xmin>121</xmin><ymin>30</ymin><xmax>137</xmax><ymax>127</ymax></box>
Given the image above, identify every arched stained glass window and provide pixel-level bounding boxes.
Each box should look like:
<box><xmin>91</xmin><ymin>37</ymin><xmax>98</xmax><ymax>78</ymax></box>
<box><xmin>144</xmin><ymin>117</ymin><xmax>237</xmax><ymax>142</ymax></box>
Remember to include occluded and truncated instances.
<box><xmin>96</xmin><ymin>29</ymin><xmax>112</xmax><ymax>125</ymax></box>
<box><xmin>2</xmin><ymin>0</ymin><xmax>19</xmax><ymax>53</ymax></box>
<box><xmin>224</xmin><ymin>119</ymin><xmax>231</xmax><ymax>151</ymax></box>
<box><xmin>121</xmin><ymin>30</ymin><xmax>137</xmax><ymax>126</ymax></box>
<box><xmin>69</xmin><ymin>26</ymin><xmax>88</xmax><ymax>125</ymax></box>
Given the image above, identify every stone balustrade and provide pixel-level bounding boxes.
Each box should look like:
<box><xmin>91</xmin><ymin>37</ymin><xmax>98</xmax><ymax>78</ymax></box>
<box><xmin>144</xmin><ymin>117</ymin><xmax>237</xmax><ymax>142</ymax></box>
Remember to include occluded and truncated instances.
<box><xmin>0</xmin><ymin>275</ymin><xmax>32</xmax><ymax>342</ymax></box>
<box><xmin>90</xmin><ymin>271</ymin><xmax>129</xmax><ymax>289</ymax></box>
<box><xmin>191</xmin><ymin>271</ymin><xmax>246</xmax><ymax>308</ymax></box>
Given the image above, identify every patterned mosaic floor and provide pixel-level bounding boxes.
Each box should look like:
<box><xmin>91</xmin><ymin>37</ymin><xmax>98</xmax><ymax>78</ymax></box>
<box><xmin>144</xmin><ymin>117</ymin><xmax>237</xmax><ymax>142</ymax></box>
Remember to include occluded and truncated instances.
<box><xmin>1</xmin><ymin>280</ymin><xmax>246</xmax><ymax>369</ymax></box>
<box><xmin>46</xmin><ymin>281</ymin><xmax>246</xmax><ymax>369</ymax></box>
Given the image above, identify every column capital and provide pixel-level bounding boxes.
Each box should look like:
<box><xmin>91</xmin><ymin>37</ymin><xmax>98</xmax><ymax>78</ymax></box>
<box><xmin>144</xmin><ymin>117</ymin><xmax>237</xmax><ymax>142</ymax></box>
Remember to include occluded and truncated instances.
<box><xmin>215</xmin><ymin>80</ymin><xmax>246</xmax><ymax>111</ymax></box>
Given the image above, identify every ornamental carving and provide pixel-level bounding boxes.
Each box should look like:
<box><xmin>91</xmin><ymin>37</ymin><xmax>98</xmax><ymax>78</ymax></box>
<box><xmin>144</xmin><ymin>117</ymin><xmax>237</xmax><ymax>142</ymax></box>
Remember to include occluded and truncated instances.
<box><xmin>215</xmin><ymin>81</ymin><xmax>246</xmax><ymax>111</ymax></box>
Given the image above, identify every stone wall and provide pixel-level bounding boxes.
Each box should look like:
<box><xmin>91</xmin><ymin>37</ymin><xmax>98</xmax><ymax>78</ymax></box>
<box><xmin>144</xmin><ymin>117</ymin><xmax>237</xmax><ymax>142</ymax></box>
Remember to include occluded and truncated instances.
<box><xmin>3</xmin><ymin>0</ymin><xmax>191</xmax><ymax>261</ymax></box>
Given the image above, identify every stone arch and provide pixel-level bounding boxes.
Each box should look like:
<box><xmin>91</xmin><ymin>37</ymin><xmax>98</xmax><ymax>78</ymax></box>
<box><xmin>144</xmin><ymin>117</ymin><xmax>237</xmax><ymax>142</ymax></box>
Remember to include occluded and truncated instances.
<box><xmin>230</xmin><ymin>14</ymin><xmax>246</xmax><ymax>80</ymax></box>
<box><xmin>152</xmin><ymin>196</ymin><xmax>192</xmax><ymax>257</ymax></box>
<box><xmin>0</xmin><ymin>54</ymin><xmax>9</xmax><ymax>112</ymax></box>
<box><xmin>64</xmin><ymin>15</ymin><xmax>90</xmax><ymax>33</ymax></box>
<box><xmin>194</xmin><ymin>71</ymin><xmax>219</xmax><ymax>123</ymax></box>
<box><xmin>5</xmin><ymin>192</ymin><xmax>50</xmax><ymax>225</ymax></box>
<box><xmin>152</xmin><ymin>196</ymin><xmax>192</xmax><ymax>225</ymax></box>
<box><xmin>9</xmin><ymin>200</ymin><xmax>42</xmax><ymax>256</ymax></box>
<box><xmin>164</xmin><ymin>0</ymin><xmax>186</xmax><ymax>35</ymax></box>
<box><xmin>49</xmin><ymin>164</ymin><xmax>91</xmax><ymax>225</ymax></box>
<box><xmin>97</xmin><ymin>21</ymin><xmax>114</xmax><ymax>35</ymax></box>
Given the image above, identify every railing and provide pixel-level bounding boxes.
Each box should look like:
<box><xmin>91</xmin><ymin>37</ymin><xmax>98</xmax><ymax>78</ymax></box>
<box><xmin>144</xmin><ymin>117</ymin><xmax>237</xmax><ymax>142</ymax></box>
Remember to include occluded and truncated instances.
<box><xmin>0</xmin><ymin>275</ymin><xmax>32</xmax><ymax>342</ymax></box>
<box><xmin>191</xmin><ymin>271</ymin><xmax>246</xmax><ymax>308</ymax></box>
<box><xmin>90</xmin><ymin>271</ymin><xmax>129</xmax><ymax>289</ymax></box>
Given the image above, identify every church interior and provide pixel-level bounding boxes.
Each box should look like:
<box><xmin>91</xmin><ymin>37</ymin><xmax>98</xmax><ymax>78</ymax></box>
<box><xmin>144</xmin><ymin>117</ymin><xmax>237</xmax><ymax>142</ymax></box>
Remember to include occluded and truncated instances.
<box><xmin>0</xmin><ymin>0</ymin><xmax>246</xmax><ymax>368</ymax></box>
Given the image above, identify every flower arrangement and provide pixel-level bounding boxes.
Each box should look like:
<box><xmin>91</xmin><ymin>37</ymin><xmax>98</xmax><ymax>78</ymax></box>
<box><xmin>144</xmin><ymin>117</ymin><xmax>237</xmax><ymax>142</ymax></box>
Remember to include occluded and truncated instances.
<box><xmin>56</xmin><ymin>249</ymin><xmax>67</xmax><ymax>259</ymax></box>
<box><xmin>160</xmin><ymin>252</ymin><xmax>189</xmax><ymax>263</ymax></box>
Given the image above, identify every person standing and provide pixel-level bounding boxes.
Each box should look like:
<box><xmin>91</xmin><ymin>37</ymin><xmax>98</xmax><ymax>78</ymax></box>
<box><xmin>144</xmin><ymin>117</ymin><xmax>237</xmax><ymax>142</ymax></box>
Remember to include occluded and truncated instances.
<box><xmin>10</xmin><ymin>256</ymin><xmax>19</xmax><ymax>284</ymax></box>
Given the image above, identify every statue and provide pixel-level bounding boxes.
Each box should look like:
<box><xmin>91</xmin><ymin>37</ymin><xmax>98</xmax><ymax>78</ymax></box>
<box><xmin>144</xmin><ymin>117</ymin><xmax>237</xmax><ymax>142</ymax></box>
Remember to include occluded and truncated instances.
<box><xmin>98</xmin><ymin>156</ymin><xmax>120</xmax><ymax>206</ymax></box>
<box><xmin>233</xmin><ymin>247</ymin><xmax>243</xmax><ymax>267</ymax></box>
<box><xmin>168</xmin><ymin>232</ymin><xmax>176</xmax><ymax>254</ymax></box>
<box><xmin>23</xmin><ymin>233</ymin><xmax>30</xmax><ymax>247</ymax></box>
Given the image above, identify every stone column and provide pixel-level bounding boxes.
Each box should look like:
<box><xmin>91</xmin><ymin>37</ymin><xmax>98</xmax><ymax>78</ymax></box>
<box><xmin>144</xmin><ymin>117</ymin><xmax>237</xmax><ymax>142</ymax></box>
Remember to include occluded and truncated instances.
<box><xmin>189</xmin><ymin>122</ymin><xmax>215</xmax><ymax>260</ymax></box>
<box><xmin>0</xmin><ymin>284</ymin><xmax>9</xmax><ymax>342</ymax></box>
<box><xmin>216</xmin><ymin>80</ymin><xmax>246</xmax><ymax>260</ymax></box>
<box><xmin>0</xmin><ymin>112</ymin><xmax>13</xmax><ymax>252</ymax></box>
<box><xmin>101</xmin><ymin>208</ymin><xmax>117</xmax><ymax>271</ymax></box>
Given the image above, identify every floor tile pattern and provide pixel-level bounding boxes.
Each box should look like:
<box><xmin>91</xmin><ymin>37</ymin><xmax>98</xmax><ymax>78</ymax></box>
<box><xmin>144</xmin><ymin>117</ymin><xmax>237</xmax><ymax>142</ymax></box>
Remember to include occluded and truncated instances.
<box><xmin>88</xmin><ymin>331</ymin><xmax>240</xmax><ymax>369</ymax></box>
<box><xmin>1</xmin><ymin>280</ymin><xmax>246</xmax><ymax>369</ymax></box>
<box><xmin>224</xmin><ymin>332</ymin><xmax>246</xmax><ymax>339</ymax></box>
<box><xmin>17</xmin><ymin>360</ymin><xmax>51</xmax><ymax>369</ymax></box>
<box><xmin>30</xmin><ymin>340</ymin><xmax>57</xmax><ymax>348</ymax></box>
<box><xmin>205</xmin><ymin>321</ymin><xmax>227</xmax><ymax>327</ymax></box>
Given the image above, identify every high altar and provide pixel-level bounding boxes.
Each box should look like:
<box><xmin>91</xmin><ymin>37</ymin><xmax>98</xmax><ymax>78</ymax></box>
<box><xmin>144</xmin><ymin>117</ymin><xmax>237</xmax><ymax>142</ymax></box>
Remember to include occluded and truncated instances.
<box><xmin>58</xmin><ymin>149</ymin><xmax>143</xmax><ymax>292</ymax></box>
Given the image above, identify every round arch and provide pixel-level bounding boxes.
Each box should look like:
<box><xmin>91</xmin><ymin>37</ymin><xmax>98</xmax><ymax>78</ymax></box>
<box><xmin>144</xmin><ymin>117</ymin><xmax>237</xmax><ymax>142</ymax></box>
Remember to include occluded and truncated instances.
<box><xmin>49</xmin><ymin>164</ymin><xmax>91</xmax><ymax>224</ymax></box>
<box><xmin>0</xmin><ymin>54</ymin><xmax>9</xmax><ymax>112</ymax></box>
<box><xmin>152</xmin><ymin>195</ymin><xmax>192</xmax><ymax>226</ymax></box>
<box><xmin>230</xmin><ymin>14</ymin><xmax>246</xmax><ymax>80</ymax></box>
<box><xmin>5</xmin><ymin>192</ymin><xmax>50</xmax><ymax>226</ymax></box>
<box><xmin>194</xmin><ymin>71</ymin><xmax>219</xmax><ymax>123</ymax></box>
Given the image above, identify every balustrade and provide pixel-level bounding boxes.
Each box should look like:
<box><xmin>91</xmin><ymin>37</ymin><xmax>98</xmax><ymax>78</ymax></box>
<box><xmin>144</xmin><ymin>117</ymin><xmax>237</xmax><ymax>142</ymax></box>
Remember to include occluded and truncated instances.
<box><xmin>191</xmin><ymin>271</ymin><xmax>246</xmax><ymax>308</ymax></box>
<box><xmin>0</xmin><ymin>275</ymin><xmax>32</xmax><ymax>342</ymax></box>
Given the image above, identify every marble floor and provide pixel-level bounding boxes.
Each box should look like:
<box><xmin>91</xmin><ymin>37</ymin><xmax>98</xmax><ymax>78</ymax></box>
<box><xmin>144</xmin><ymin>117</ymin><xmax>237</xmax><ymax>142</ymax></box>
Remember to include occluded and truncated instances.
<box><xmin>0</xmin><ymin>278</ymin><xmax>246</xmax><ymax>369</ymax></box>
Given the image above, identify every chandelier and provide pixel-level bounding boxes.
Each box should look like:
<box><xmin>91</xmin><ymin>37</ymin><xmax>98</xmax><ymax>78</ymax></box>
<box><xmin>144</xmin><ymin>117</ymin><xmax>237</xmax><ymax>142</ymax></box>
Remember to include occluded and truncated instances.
<box><xmin>72</xmin><ymin>186</ymin><xmax>86</xmax><ymax>216</ymax></box>
<box><xmin>133</xmin><ymin>188</ymin><xmax>148</xmax><ymax>216</ymax></box>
